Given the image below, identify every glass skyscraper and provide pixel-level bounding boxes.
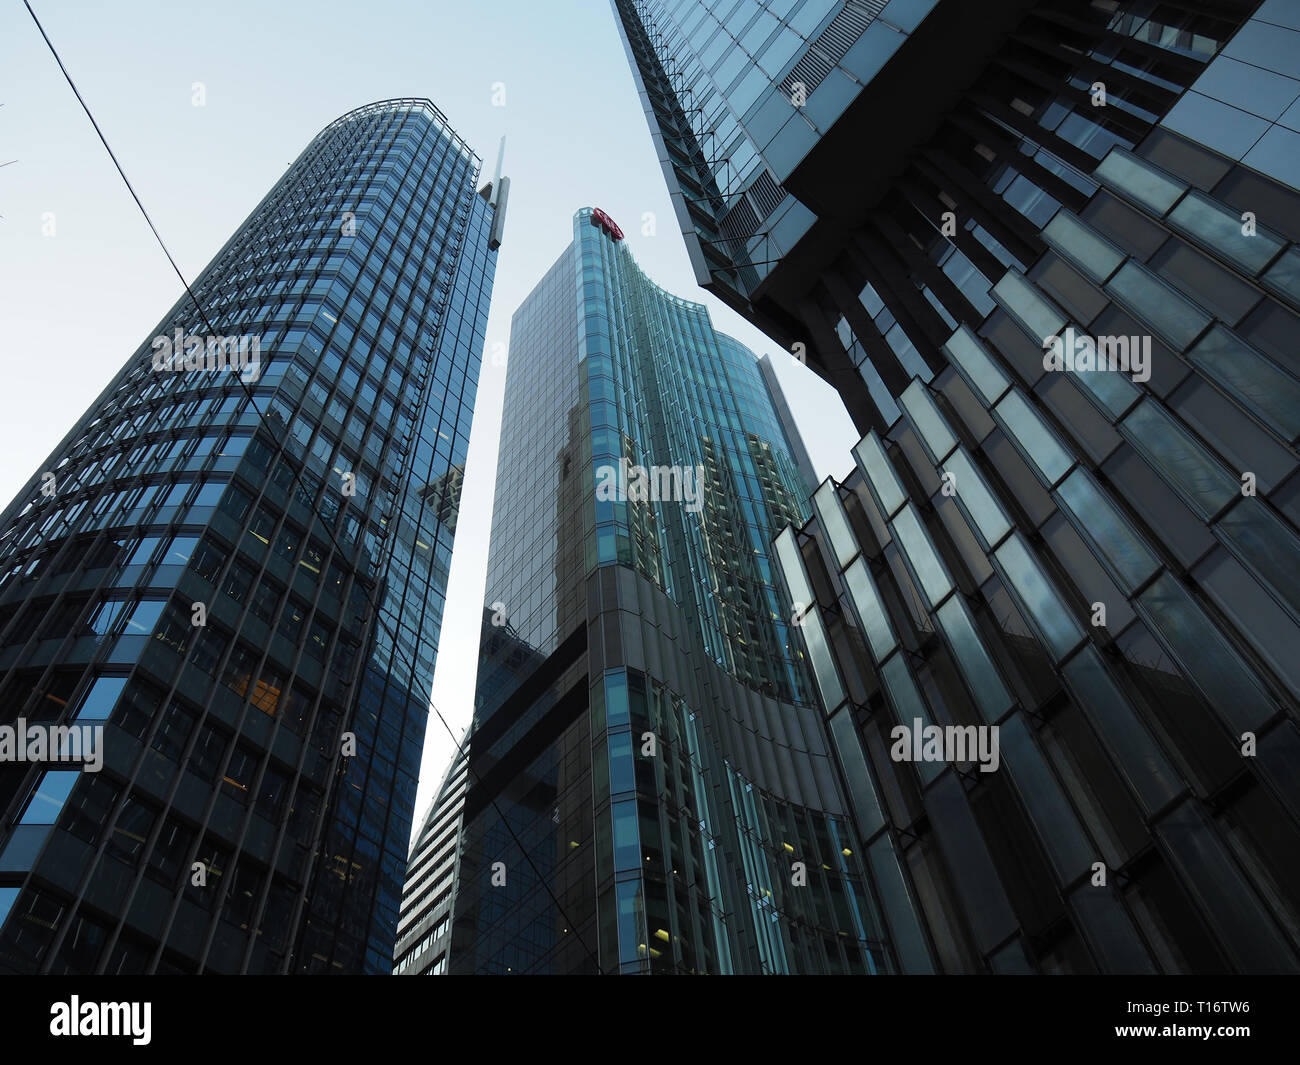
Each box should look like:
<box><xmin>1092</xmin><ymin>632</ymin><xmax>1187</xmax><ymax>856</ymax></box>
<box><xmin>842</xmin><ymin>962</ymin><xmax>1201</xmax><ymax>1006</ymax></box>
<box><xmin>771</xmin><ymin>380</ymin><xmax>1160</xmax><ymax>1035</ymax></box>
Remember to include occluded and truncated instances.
<box><xmin>394</xmin><ymin>722</ymin><xmax>469</xmax><ymax>976</ymax></box>
<box><xmin>0</xmin><ymin>99</ymin><xmax>502</xmax><ymax>974</ymax></box>
<box><xmin>399</xmin><ymin>207</ymin><xmax>909</xmax><ymax>975</ymax></box>
<box><xmin>614</xmin><ymin>0</ymin><xmax>1300</xmax><ymax>971</ymax></box>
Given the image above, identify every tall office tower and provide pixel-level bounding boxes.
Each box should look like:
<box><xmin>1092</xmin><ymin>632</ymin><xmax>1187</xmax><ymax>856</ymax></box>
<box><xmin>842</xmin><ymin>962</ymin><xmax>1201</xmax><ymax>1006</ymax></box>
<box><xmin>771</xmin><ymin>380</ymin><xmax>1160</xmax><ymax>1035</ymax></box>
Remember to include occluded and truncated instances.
<box><xmin>393</xmin><ymin>725</ymin><xmax>470</xmax><ymax>975</ymax></box>
<box><xmin>423</xmin><ymin>207</ymin><xmax>910</xmax><ymax>975</ymax></box>
<box><xmin>0</xmin><ymin>99</ymin><xmax>504</xmax><ymax>974</ymax></box>
<box><xmin>616</xmin><ymin>0</ymin><xmax>1300</xmax><ymax>972</ymax></box>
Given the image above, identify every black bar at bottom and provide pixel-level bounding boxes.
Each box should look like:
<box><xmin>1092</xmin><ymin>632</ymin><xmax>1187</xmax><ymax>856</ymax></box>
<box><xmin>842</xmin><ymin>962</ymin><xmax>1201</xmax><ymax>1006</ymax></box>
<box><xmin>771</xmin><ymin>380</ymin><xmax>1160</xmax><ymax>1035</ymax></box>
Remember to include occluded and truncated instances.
<box><xmin>0</xmin><ymin>974</ymin><xmax>1294</xmax><ymax>1053</ymax></box>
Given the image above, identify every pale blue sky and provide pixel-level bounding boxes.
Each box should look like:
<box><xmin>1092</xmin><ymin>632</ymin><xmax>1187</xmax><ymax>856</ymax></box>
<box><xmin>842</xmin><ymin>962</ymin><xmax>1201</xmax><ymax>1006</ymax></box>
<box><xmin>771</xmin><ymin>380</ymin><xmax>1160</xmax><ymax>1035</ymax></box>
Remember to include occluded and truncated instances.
<box><xmin>0</xmin><ymin>0</ymin><xmax>860</xmax><ymax>839</ymax></box>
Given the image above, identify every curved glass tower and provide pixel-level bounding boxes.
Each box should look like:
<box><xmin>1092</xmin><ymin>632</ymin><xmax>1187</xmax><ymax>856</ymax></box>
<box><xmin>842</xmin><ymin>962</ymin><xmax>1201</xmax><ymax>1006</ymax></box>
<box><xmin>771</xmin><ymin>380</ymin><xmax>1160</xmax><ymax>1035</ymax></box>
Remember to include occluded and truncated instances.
<box><xmin>0</xmin><ymin>99</ymin><xmax>502</xmax><ymax>974</ymax></box>
<box><xmin>616</xmin><ymin>0</ymin><xmax>1300</xmax><ymax>973</ymax></box>
<box><xmin>407</xmin><ymin>208</ymin><xmax>907</xmax><ymax>975</ymax></box>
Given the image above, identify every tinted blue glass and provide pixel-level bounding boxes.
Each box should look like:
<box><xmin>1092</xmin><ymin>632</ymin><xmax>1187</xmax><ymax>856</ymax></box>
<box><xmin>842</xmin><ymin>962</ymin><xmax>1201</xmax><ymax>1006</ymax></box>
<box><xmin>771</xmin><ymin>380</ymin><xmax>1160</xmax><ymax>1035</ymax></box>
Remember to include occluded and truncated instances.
<box><xmin>1186</xmin><ymin>325</ymin><xmax>1300</xmax><ymax>439</ymax></box>
<box><xmin>935</xmin><ymin>598</ymin><xmax>1013</xmax><ymax>721</ymax></box>
<box><xmin>0</xmin><ymin>887</ymin><xmax>18</xmax><ymax>929</ymax></box>
<box><xmin>1167</xmin><ymin>190</ymin><xmax>1285</xmax><ymax>274</ymax></box>
<box><xmin>1000</xmin><ymin>714</ymin><xmax>1092</xmax><ymax>881</ymax></box>
<box><xmin>995</xmin><ymin>534</ymin><xmax>1084</xmax><ymax>659</ymax></box>
<box><xmin>1120</xmin><ymin>399</ymin><xmax>1237</xmax><ymax>518</ymax></box>
<box><xmin>1054</xmin><ymin>469</ymin><xmax>1159</xmax><ymax>591</ymax></box>
<box><xmin>1094</xmin><ymin>148</ymin><xmax>1185</xmax><ymax>213</ymax></box>
<box><xmin>20</xmin><ymin>772</ymin><xmax>80</xmax><ymax>825</ymax></box>
<box><xmin>1137</xmin><ymin>573</ymin><xmax>1274</xmax><ymax>731</ymax></box>
<box><xmin>1106</xmin><ymin>261</ymin><xmax>1210</xmax><ymax>349</ymax></box>
<box><xmin>75</xmin><ymin>676</ymin><xmax>127</xmax><ymax>720</ymax></box>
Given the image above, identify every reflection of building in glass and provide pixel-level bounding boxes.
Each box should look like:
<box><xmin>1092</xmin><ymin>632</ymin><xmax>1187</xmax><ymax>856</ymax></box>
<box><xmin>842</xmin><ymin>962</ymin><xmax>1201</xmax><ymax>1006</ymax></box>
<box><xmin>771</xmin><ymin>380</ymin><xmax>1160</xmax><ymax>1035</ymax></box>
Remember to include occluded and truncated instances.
<box><xmin>618</xmin><ymin>0</ymin><xmax>1300</xmax><ymax>972</ymax></box>
<box><xmin>417</xmin><ymin>465</ymin><xmax>465</xmax><ymax>535</ymax></box>
<box><xmin>0</xmin><ymin>99</ymin><xmax>502</xmax><ymax>974</ymax></box>
<box><xmin>405</xmin><ymin>208</ymin><xmax>910</xmax><ymax>974</ymax></box>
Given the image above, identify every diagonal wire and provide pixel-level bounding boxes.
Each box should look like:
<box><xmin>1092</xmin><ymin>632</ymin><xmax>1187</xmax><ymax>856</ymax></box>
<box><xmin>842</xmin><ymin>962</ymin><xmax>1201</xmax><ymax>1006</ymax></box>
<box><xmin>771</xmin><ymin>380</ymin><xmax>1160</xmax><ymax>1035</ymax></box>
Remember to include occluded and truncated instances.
<box><xmin>23</xmin><ymin>0</ymin><xmax>604</xmax><ymax>974</ymax></box>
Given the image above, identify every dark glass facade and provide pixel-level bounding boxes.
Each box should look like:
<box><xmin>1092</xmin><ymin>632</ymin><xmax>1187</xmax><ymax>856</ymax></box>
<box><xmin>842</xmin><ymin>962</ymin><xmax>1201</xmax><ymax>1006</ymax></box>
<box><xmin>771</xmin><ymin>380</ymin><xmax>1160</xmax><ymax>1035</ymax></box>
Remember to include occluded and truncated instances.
<box><xmin>410</xmin><ymin>208</ymin><xmax>910</xmax><ymax>974</ymax></box>
<box><xmin>0</xmin><ymin>99</ymin><xmax>501</xmax><ymax>973</ymax></box>
<box><xmin>618</xmin><ymin>1</ymin><xmax>1300</xmax><ymax>971</ymax></box>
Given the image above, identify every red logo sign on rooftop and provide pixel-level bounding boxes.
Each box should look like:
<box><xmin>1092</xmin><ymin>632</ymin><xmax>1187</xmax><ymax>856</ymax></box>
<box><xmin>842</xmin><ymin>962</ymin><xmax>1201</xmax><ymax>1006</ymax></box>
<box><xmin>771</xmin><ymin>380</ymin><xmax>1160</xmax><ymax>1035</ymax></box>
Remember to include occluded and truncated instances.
<box><xmin>591</xmin><ymin>208</ymin><xmax>624</xmax><ymax>241</ymax></box>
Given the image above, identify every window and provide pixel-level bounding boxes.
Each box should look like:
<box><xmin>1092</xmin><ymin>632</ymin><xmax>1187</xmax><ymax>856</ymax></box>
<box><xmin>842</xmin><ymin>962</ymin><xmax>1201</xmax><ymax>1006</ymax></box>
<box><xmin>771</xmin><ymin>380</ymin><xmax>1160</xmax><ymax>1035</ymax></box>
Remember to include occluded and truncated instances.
<box><xmin>222</xmin><ymin>642</ymin><xmax>260</xmax><ymax>699</ymax></box>
<box><xmin>994</xmin><ymin>390</ymin><xmax>1073</xmax><ymax>485</ymax></box>
<box><xmin>1094</xmin><ymin>148</ymin><xmax>1185</xmax><ymax>215</ymax></box>
<box><xmin>934</xmin><ymin>598</ymin><xmax>1013</xmax><ymax>722</ymax></box>
<box><xmin>161</xmin><ymin>481</ymin><xmax>193</xmax><ymax>508</ymax></box>
<box><xmin>1105</xmin><ymin>261</ymin><xmax>1210</xmax><ymax>350</ymax></box>
<box><xmin>127</xmin><ymin>536</ymin><xmax>161</xmax><ymax>566</ymax></box>
<box><xmin>994</xmin><ymin>270</ymin><xmax>1067</xmax><ymax>343</ymax></box>
<box><xmin>1041</xmin><ymin>210</ymin><xmax>1125</xmax><ymax>283</ymax></box>
<box><xmin>1136</xmin><ymin>573</ymin><xmax>1273</xmax><ymax>733</ymax></box>
<box><xmin>147</xmin><ymin>818</ymin><xmax>195</xmax><ymax>887</ymax></box>
<box><xmin>106</xmin><ymin>795</ymin><xmax>156</xmax><ymax>867</ymax></box>
<box><xmin>891</xmin><ymin>505</ymin><xmax>952</xmax><ymax>608</ymax></box>
<box><xmin>944</xmin><ymin>449</ymin><xmax>1011</xmax><ymax>548</ymax></box>
<box><xmin>299</xmin><ymin>540</ymin><xmax>326</xmax><ymax>579</ymax></box>
<box><xmin>87</xmin><ymin>598</ymin><xmax>128</xmax><ymax>639</ymax></box>
<box><xmin>222</xmin><ymin>743</ymin><xmax>259</xmax><ymax>803</ymax></box>
<box><xmin>152</xmin><ymin>602</ymin><xmax>195</xmax><ymax>659</ymax></box>
<box><xmin>59</xmin><ymin>774</ymin><xmax>120</xmax><ymax>845</ymax></box>
<box><xmin>1119</xmin><ymin>400</ymin><xmax>1237</xmax><ymax>519</ymax></box>
<box><xmin>900</xmin><ymin>382</ymin><xmax>957</xmax><ymax>463</ymax></box>
<box><xmin>1054</xmin><ymin>470</ymin><xmax>1158</xmax><ymax>592</ymax></box>
<box><xmin>256</xmin><ymin>765</ymin><xmax>289</xmax><ymax>822</ymax></box>
<box><xmin>304</xmin><ymin>621</ymin><xmax>331</xmax><ymax>661</ymax></box>
<box><xmin>994</xmin><ymin>534</ymin><xmax>1083</xmax><ymax>661</ymax></box>
<box><xmin>188</xmin><ymin>723</ymin><xmax>230</xmax><ymax>783</ymax></box>
<box><xmin>191</xmin><ymin>480</ymin><xmax>228</xmax><ymax>508</ymax></box>
<box><xmin>151</xmin><ymin>700</ymin><xmax>195</xmax><ymax>763</ymax></box>
<box><xmin>1186</xmin><ymin>325</ymin><xmax>1300</xmax><ymax>440</ymax></box>
<box><xmin>175</xmin><ymin>535</ymin><xmax>211</xmax><ymax>571</ymax></box>
<box><xmin>19</xmin><ymin>771</ymin><xmax>80</xmax><ymax>825</ymax></box>
<box><xmin>1261</xmin><ymin>246</ymin><xmax>1300</xmax><ymax>307</ymax></box>
<box><xmin>222</xmin><ymin>559</ymin><xmax>256</xmax><ymax>607</ymax></box>
<box><xmin>278</xmin><ymin>599</ymin><xmax>307</xmax><ymax>642</ymax></box>
<box><xmin>110</xmin><ymin>679</ymin><xmax>162</xmax><ymax>742</ymax></box>
<box><xmin>188</xmin><ymin>624</ymin><xmax>228</xmax><ymax>676</ymax></box>
<box><xmin>186</xmin><ymin>836</ymin><xmax>230</xmax><ymax>910</ymax></box>
<box><xmin>1152</xmin><ymin>239</ymin><xmax>1260</xmax><ymax>326</ymax></box>
<box><xmin>122</xmin><ymin>599</ymin><xmax>165</xmax><ymax>636</ymax></box>
<box><xmin>999</xmin><ymin>713</ymin><xmax>1093</xmax><ymax>882</ymax></box>
<box><xmin>1168</xmin><ymin>189</ymin><xmax>1284</xmax><ymax>275</ymax></box>
<box><xmin>250</xmin><ymin>580</ymin><xmax>281</xmax><ymax>624</ymax></box>
<box><xmin>248</xmin><ymin>507</ymin><xmax>279</xmax><ymax>546</ymax></box>
<box><xmin>273</xmin><ymin>524</ymin><xmax>301</xmax><ymax>562</ymax></box>
<box><xmin>74</xmin><ymin>676</ymin><xmax>127</xmax><ymax>720</ymax></box>
<box><xmin>218</xmin><ymin>434</ymin><xmax>251</xmax><ymax>462</ymax></box>
<box><xmin>1215</xmin><ymin>499</ymin><xmax>1300</xmax><ymax>620</ymax></box>
<box><xmin>853</xmin><ymin>433</ymin><xmax>906</xmax><ymax>516</ymax></box>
